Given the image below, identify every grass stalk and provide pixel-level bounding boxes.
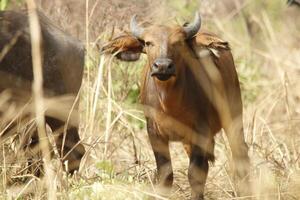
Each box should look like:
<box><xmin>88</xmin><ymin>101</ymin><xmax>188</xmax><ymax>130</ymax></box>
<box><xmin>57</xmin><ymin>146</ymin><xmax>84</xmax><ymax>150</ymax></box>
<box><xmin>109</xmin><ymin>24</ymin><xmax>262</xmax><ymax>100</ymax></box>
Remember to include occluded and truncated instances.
<box><xmin>26</xmin><ymin>1</ymin><xmax>56</xmax><ymax>199</ymax></box>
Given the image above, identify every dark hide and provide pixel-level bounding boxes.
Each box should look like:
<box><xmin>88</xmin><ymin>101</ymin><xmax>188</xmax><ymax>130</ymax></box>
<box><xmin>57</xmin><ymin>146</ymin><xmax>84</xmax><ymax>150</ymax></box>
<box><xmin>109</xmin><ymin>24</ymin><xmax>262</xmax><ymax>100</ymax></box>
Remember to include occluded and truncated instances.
<box><xmin>0</xmin><ymin>10</ymin><xmax>85</xmax><ymax>174</ymax></box>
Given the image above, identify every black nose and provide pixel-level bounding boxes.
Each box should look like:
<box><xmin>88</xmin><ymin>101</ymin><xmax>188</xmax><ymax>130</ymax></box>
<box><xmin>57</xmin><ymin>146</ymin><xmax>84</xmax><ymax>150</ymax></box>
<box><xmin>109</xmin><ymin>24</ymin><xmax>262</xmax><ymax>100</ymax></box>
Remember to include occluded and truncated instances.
<box><xmin>151</xmin><ymin>58</ymin><xmax>175</xmax><ymax>78</ymax></box>
<box><xmin>152</xmin><ymin>58</ymin><xmax>174</xmax><ymax>70</ymax></box>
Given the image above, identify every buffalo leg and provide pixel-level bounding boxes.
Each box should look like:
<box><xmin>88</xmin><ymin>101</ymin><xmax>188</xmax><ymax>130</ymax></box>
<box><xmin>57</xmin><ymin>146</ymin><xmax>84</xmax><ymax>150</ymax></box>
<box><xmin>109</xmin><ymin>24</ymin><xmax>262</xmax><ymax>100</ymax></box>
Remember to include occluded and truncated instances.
<box><xmin>146</xmin><ymin>119</ymin><xmax>173</xmax><ymax>192</ymax></box>
<box><xmin>188</xmin><ymin>144</ymin><xmax>209</xmax><ymax>200</ymax></box>
<box><xmin>45</xmin><ymin>116</ymin><xmax>85</xmax><ymax>173</ymax></box>
<box><xmin>224</xmin><ymin>115</ymin><xmax>250</xmax><ymax>195</ymax></box>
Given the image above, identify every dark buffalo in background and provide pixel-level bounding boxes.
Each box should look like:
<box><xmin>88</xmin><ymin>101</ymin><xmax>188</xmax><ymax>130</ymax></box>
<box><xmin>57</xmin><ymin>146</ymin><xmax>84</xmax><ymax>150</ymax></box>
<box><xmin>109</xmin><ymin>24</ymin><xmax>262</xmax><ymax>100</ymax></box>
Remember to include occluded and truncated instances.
<box><xmin>287</xmin><ymin>0</ymin><xmax>300</xmax><ymax>6</ymax></box>
<box><xmin>0</xmin><ymin>10</ymin><xmax>85</xmax><ymax>174</ymax></box>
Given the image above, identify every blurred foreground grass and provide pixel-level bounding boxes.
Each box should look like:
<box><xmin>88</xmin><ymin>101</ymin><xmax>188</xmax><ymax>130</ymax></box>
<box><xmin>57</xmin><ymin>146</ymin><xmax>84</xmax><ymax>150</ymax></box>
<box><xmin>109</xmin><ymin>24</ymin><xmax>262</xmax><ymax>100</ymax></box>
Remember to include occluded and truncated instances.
<box><xmin>1</xmin><ymin>0</ymin><xmax>300</xmax><ymax>199</ymax></box>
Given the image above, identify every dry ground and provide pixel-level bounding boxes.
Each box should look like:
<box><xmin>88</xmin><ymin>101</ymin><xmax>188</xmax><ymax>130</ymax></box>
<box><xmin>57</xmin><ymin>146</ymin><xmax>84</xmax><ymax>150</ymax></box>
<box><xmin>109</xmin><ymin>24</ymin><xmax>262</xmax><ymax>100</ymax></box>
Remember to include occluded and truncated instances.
<box><xmin>1</xmin><ymin>0</ymin><xmax>300</xmax><ymax>199</ymax></box>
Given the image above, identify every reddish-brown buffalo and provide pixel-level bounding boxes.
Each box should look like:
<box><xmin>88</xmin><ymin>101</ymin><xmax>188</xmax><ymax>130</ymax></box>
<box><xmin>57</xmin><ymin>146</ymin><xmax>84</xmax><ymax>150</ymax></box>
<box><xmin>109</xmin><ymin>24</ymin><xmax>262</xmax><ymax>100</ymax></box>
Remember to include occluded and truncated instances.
<box><xmin>103</xmin><ymin>13</ymin><xmax>250</xmax><ymax>199</ymax></box>
<box><xmin>0</xmin><ymin>10</ymin><xmax>85</xmax><ymax>173</ymax></box>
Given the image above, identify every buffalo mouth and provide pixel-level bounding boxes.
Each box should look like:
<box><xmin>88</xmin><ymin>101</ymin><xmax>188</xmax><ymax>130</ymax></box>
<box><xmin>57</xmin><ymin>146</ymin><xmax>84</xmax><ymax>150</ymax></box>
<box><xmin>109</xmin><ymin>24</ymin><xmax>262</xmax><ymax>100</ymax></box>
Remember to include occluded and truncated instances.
<box><xmin>151</xmin><ymin>72</ymin><xmax>175</xmax><ymax>81</ymax></box>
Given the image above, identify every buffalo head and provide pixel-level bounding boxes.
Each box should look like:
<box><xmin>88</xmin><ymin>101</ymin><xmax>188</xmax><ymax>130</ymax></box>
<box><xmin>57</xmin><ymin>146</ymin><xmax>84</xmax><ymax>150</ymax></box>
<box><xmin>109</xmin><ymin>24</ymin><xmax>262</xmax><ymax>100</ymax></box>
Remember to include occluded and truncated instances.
<box><xmin>103</xmin><ymin>13</ymin><xmax>201</xmax><ymax>82</ymax></box>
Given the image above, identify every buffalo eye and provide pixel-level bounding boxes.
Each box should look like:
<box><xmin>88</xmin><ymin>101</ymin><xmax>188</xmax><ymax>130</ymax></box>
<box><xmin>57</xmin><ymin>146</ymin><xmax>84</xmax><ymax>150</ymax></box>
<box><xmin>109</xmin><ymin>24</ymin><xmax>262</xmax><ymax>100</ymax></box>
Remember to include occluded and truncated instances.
<box><xmin>145</xmin><ymin>41</ymin><xmax>154</xmax><ymax>47</ymax></box>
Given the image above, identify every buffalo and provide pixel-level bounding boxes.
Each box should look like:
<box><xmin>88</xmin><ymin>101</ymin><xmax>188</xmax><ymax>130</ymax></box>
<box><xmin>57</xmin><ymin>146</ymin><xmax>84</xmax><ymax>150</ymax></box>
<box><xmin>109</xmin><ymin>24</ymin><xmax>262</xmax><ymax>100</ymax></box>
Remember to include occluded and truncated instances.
<box><xmin>0</xmin><ymin>10</ymin><xmax>85</xmax><ymax>174</ymax></box>
<box><xmin>287</xmin><ymin>0</ymin><xmax>300</xmax><ymax>6</ymax></box>
<box><xmin>103</xmin><ymin>13</ymin><xmax>250</xmax><ymax>199</ymax></box>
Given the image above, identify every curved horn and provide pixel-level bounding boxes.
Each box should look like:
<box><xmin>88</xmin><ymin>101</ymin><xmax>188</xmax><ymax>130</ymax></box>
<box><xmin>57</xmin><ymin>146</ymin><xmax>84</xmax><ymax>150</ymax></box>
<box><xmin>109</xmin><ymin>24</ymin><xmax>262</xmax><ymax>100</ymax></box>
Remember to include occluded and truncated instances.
<box><xmin>130</xmin><ymin>15</ymin><xmax>144</xmax><ymax>39</ymax></box>
<box><xmin>183</xmin><ymin>12</ymin><xmax>201</xmax><ymax>38</ymax></box>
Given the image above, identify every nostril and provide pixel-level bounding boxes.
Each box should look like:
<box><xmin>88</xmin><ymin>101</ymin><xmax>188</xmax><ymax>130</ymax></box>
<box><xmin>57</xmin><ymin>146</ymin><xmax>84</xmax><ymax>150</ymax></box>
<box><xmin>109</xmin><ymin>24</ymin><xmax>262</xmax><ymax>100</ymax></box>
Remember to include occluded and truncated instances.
<box><xmin>153</xmin><ymin>62</ymin><xmax>159</xmax><ymax>68</ymax></box>
<box><xmin>168</xmin><ymin>64</ymin><xmax>174</xmax><ymax>69</ymax></box>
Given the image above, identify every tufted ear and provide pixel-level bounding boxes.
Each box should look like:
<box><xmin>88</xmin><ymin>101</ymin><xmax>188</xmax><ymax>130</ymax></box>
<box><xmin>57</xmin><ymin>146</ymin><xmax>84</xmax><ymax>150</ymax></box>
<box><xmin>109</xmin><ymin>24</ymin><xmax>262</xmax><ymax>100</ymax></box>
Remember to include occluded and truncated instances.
<box><xmin>189</xmin><ymin>31</ymin><xmax>230</xmax><ymax>58</ymax></box>
<box><xmin>102</xmin><ymin>34</ymin><xmax>144</xmax><ymax>61</ymax></box>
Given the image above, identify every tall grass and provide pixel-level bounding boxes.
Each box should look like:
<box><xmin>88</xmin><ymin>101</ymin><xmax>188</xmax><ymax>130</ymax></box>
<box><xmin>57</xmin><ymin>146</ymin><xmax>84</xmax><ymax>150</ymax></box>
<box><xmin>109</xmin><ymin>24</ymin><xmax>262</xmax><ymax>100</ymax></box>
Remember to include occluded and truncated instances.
<box><xmin>0</xmin><ymin>0</ymin><xmax>299</xmax><ymax>199</ymax></box>
<box><xmin>79</xmin><ymin>1</ymin><xmax>300</xmax><ymax>199</ymax></box>
<box><xmin>26</xmin><ymin>0</ymin><xmax>55</xmax><ymax>199</ymax></box>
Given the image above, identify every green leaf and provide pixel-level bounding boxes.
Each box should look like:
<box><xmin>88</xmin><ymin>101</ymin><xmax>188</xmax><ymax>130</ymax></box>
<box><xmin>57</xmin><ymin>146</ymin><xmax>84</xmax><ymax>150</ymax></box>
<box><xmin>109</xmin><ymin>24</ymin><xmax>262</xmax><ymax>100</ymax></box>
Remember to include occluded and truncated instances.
<box><xmin>0</xmin><ymin>0</ymin><xmax>9</xmax><ymax>10</ymax></box>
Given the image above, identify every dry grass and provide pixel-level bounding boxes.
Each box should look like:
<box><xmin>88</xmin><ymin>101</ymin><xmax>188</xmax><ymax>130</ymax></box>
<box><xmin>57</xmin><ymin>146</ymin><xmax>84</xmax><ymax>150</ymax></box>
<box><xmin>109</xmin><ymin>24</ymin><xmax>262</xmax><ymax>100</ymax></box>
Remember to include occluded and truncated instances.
<box><xmin>1</xmin><ymin>0</ymin><xmax>300</xmax><ymax>199</ymax></box>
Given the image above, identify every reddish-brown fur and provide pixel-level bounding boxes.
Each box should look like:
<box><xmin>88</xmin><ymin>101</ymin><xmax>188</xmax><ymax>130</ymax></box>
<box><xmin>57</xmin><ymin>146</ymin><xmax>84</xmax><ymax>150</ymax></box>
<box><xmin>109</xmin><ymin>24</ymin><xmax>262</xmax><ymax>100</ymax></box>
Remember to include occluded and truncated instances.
<box><xmin>104</xmin><ymin>22</ymin><xmax>250</xmax><ymax>199</ymax></box>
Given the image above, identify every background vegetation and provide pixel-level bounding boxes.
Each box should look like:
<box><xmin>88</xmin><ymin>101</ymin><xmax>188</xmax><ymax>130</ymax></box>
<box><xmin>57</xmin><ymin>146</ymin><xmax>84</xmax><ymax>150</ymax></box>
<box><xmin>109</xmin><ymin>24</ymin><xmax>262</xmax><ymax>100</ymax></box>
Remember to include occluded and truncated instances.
<box><xmin>0</xmin><ymin>0</ymin><xmax>300</xmax><ymax>199</ymax></box>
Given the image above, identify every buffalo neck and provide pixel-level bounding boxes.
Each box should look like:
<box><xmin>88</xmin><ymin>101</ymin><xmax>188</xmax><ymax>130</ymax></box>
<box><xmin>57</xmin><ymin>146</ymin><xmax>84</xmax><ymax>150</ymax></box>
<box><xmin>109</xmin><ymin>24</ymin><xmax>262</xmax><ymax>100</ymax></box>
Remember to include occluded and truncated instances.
<box><xmin>151</xmin><ymin>61</ymin><xmax>195</xmax><ymax>114</ymax></box>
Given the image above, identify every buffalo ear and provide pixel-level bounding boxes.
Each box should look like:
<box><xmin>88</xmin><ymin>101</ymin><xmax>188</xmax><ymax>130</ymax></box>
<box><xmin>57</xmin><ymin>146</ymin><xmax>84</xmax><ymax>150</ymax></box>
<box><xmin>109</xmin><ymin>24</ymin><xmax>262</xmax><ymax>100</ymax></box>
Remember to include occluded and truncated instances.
<box><xmin>102</xmin><ymin>34</ymin><xmax>144</xmax><ymax>62</ymax></box>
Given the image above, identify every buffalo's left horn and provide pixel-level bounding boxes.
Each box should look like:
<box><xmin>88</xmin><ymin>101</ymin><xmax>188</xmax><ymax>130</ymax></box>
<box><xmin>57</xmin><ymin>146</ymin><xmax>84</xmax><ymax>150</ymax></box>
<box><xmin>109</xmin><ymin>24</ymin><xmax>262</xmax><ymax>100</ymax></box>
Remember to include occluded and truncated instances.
<box><xmin>183</xmin><ymin>12</ymin><xmax>201</xmax><ymax>38</ymax></box>
<box><xmin>130</xmin><ymin>15</ymin><xmax>144</xmax><ymax>39</ymax></box>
